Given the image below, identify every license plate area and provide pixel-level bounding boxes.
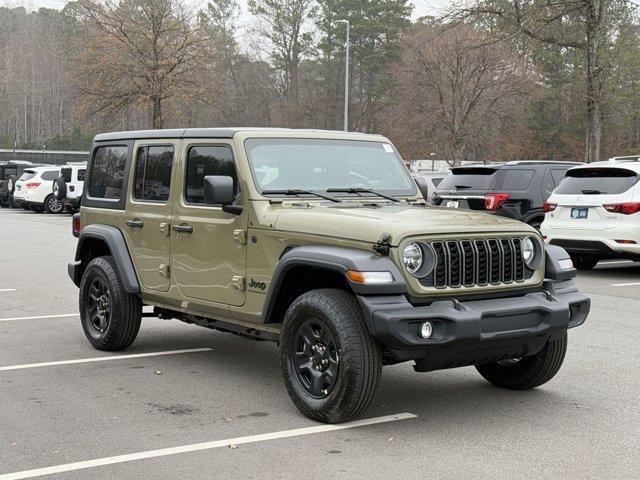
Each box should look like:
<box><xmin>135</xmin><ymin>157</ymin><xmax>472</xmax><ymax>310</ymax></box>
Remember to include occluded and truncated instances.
<box><xmin>446</xmin><ymin>200</ymin><xmax>459</xmax><ymax>208</ymax></box>
<box><xmin>571</xmin><ymin>207</ymin><xmax>588</xmax><ymax>219</ymax></box>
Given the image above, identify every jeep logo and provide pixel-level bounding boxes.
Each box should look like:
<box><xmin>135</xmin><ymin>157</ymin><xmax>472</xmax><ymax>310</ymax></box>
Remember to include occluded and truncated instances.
<box><xmin>248</xmin><ymin>278</ymin><xmax>267</xmax><ymax>291</ymax></box>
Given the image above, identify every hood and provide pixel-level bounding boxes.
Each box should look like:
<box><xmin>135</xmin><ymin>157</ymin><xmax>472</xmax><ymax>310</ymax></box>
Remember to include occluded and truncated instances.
<box><xmin>266</xmin><ymin>202</ymin><xmax>534</xmax><ymax>246</ymax></box>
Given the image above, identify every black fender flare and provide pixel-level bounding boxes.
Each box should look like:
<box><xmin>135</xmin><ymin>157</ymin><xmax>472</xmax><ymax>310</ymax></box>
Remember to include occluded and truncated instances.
<box><xmin>70</xmin><ymin>224</ymin><xmax>140</xmax><ymax>294</ymax></box>
<box><xmin>262</xmin><ymin>245</ymin><xmax>406</xmax><ymax>325</ymax></box>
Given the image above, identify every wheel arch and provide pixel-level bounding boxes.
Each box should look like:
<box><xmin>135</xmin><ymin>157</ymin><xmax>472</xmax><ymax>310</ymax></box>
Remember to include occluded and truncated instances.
<box><xmin>262</xmin><ymin>246</ymin><xmax>406</xmax><ymax>328</ymax></box>
<box><xmin>70</xmin><ymin>224</ymin><xmax>140</xmax><ymax>294</ymax></box>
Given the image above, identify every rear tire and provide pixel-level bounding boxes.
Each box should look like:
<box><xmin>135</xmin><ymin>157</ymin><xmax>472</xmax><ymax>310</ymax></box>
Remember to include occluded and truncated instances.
<box><xmin>79</xmin><ymin>256</ymin><xmax>142</xmax><ymax>351</ymax></box>
<box><xmin>475</xmin><ymin>333</ymin><xmax>567</xmax><ymax>390</ymax></box>
<box><xmin>280</xmin><ymin>289</ymin><xmax>382</xmax><ymax>424</ymax></box>
<box><xmin>570</xmin><ymin>254</ymin><xmax>599</xmax><ymax>270</ymax></box>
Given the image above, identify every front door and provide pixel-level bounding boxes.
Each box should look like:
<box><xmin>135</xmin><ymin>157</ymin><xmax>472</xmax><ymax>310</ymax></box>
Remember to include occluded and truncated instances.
<box><xmin>123</xmin><ymin>140</ymin><xmax>177</xmax><ymax>292</ymax></box>
<box><xmin>170</xmin><ymin>142</ymin><xmax>247</xmax><ymax>307</ymax></box>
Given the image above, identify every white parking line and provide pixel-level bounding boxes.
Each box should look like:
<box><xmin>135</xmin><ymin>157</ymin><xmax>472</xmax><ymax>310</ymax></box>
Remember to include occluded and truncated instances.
<box><xmin>611</xmin><ymin>281</ymin><xmax>640</xmax><ymax>287</ymax></box>
<box><xmin>0</xmin><ymin>348</ymin><xmax>213</xmax><ymax>371</ymax></box>
<box><xmin>0</xmin><ymin>288</ymin><xmax>17</xmax><ymax>292</ymax></box>
<box><xmin>0</xmin><ymin>313</ymin><xmax>79</xmax><ymax>322</ymax></box>
<box><xmin>0</xmin><ymin>412</ymin><xmax>416</xmax><ymax>480</ymax></box>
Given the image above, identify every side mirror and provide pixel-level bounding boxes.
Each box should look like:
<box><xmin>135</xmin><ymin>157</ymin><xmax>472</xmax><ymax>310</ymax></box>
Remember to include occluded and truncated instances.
<box><xmin>203</xmin><ymin>175</ymin><xmax>242</xmax><ymax>215</ymax></box>
<box><xmin>413</xmin><ymin>176</ymin><xmax>430</xmax><ymax>201</ymax></box>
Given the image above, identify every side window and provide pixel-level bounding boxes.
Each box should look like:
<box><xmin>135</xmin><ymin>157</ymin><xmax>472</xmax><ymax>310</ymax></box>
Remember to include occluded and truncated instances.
<box><xmin>88</xmin><ymin>146</ymin><xmax>128</xmax><ymax>199</ymax></box>
<box><xmin>133</xmin><ymin>145</ymin><xmax>174</xmax><ymax>202</ymax></box>
<box><xmin>185</xmin><ymin>145</ymin><xmax>237</xmax><ymax>204</ymax></box>
<box><xmin>41</xmin><ymin>170</ymin><xmax>60</xmax><ymax>181</ymax></box>
<box><xmin>500</xmin><ymin>169</ymin><xmax>535</xmax><ymax>191</ymax></box>
<box><xmin>543</xmin><ymin>170</ymin><xmax>555</xmax><ymax>196</ymax></box>
<box><xmin>550</xmin><ymin>169</ymin><xmax>566</xmax><ymax>186</ymax></box>
<box><xmin>77</xmin><ymin>169</ymin><xmax>86</xmax><ymax>182</ymax></box>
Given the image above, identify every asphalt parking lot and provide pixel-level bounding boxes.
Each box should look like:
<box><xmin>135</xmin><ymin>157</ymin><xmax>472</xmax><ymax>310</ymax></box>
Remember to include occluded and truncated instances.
<box><xmin>1</xmin><ymin>208</ymin><xmax>639</xmax><ymax>479</ymax></box>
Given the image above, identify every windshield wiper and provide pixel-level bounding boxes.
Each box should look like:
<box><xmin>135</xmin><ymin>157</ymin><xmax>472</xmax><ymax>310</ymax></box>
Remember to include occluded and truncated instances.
<box><xmin>581</xmin><ymin>189</ymin><xmax>605</xmax><ymax>194</ymax></box>
<box><xmin>261</xmin><ymin>189</ymin><xmax>342</xmax><ymax>203</ymax></box>
<box><xmin>326</xmin><ymin>187</ymin><xmax>402</xmax><ymax>202</ymax></box>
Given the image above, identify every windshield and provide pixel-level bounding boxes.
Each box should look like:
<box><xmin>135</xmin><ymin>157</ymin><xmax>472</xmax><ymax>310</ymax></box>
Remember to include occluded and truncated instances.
<box><xmin>245</xmin><ymin>138</ymin><xmax>416</xmax><ymax>197</ymax></box>
<box><xmin>555</xmin><ymin>167</ymin><xmax>638</xmax><ymax>195</ymax></box>
<box><xmin>437</xmin><ymin>168</ymin><xmax>498</xmax><ymax>191</ymax></box>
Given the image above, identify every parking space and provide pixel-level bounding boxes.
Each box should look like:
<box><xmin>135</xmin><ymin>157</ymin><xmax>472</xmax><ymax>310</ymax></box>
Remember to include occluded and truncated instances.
<box><xmin>1</xmin><ymin>207</ymin><xmax>639</xmax><ymax>479</ymax></box>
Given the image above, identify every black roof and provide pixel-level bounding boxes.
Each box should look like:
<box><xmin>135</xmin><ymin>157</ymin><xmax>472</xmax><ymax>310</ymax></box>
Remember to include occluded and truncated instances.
<box><xmin>93</xmin><ymin>127</ymin><xmax>364</xmax><ymax>143</ymax></box>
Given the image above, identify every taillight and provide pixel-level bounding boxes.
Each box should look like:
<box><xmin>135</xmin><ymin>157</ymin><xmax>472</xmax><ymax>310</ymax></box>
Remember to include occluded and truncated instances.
<box><xmin>72</xmin><ymin>213</ymin><xmax>81</xmax><ymax>238</ymax></box>
<box><xmin>485</xmin><ymin>193</ymin><xmax>510</xmax><ymax>211</ymax></box>
<box><xmin>543</xmin><ymin>202</ymin><xmax>557</xmax><ymax>213</ymax></box>
<box><xmin>25</xmin><ymin>182</ymin><xmax>41</xmax><ymax>189</ymax></box>
<box><xmin>603</xmin><ymin>202</ymin><xmax>640</xmax><ymax>215</ymax></box>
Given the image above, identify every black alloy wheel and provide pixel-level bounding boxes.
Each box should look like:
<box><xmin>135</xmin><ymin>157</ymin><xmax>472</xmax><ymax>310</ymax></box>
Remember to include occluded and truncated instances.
<box><xmin>290</xmin><ymin>319</ymin><xmax>340</xmax><ymax>398</ymax></box>
<box><xmin>86</xmin><ymin>277</ymin><xmax>111</xmax><ymax>335</ymax></box>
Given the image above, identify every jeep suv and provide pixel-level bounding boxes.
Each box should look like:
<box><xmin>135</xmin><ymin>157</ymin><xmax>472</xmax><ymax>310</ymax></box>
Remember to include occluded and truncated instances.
<box><xmin>53</xmin><ymin>162</ymin><xmax>87</xmax><ymax>214</ymax></box>
<box><xmin>433</xmin><ymin>161</ymin><xmax>580</xmax><ymax>228</ymax></box>
<box><xmin>0</xmin><ymin>161</ymin><xmax>35</xmax><ymax>207</ymax></box>
<box><xmin>68</xmin><ymin>129</ymin><xmax>590</xmax><ymax>424</ymax></box>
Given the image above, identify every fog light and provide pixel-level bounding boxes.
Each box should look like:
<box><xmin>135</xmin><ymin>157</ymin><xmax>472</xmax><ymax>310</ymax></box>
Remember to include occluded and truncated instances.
<box><xmin>419</xmin><ymin>321</ymin><xmax>433</xmax><ymax>339</ymax></box>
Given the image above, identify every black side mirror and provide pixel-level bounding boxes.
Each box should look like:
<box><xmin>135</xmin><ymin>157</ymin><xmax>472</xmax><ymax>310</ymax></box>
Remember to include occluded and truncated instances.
<box><xmin>203</xmin><ymin>175</ymin><xmax>242</xmax><ymax>215</ymax></box>
<box><xmin>413</xmin><ymin>176</ymin><xmax>430</xmax><ymax>201</ymax></box>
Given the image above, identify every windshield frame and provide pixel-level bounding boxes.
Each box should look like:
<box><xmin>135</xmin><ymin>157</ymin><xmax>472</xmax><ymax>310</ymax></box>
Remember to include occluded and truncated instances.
<box><xmin>243</xmin><ymin>137</ymin><xmax>417</xmax><ymax>199</ymax></box>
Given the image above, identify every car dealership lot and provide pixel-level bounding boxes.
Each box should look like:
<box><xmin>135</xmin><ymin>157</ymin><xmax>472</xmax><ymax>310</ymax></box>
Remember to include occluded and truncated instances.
<box><xmin>1</xmin><ymin>208</ymin><xmax>639</xmax><ymax>479</ymax></box>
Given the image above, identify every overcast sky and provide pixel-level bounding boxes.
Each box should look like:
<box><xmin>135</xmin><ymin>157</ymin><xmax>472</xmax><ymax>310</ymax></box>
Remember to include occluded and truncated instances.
<box><xmin>4</xmin><ymin>0</ymin><xmax>451</xmax><ymax>20</ymax></box>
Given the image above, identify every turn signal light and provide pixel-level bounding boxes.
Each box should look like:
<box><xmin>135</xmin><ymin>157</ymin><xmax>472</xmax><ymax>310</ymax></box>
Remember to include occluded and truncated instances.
<box><xmin>603</xmin><ymin>202</ymin><xmax>640</xmax><ymax>215</ymax></box>
<box><xmin>346</xmin><ymin>271</ymin><xmax>393</xmax><ymax>284</ymax></box>
<box><xmin>25</xmin><ymin>182</ymin><xmax>41</xmax><ymax>189</ymax></box>
<box><xmin>543</xmin><ymin>202</ymin><xmax>557</xmax><ymax>213</ymax></box>
<box><xmin>485</xmin><ymin>193</ymin><xmax>510</xmax><ymax>211</ymax></box>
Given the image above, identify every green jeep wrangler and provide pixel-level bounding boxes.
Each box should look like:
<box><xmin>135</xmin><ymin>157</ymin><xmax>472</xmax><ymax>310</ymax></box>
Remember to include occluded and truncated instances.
<box><xmin>68</xmin><ymin>128</ymin><xmax>590</xmax><ymax>423</ymax></box>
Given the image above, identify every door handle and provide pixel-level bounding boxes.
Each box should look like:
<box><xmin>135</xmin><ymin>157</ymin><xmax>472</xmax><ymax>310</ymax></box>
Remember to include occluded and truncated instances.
<box><xmin>172</xmin><ymin>224</ymin><xmax>193</xmax><ymax>234</ymax></box>
<box><xmin>125</xmin><ymin>219</ymin><xmax>144</xmax><ymax>228</ymax></box>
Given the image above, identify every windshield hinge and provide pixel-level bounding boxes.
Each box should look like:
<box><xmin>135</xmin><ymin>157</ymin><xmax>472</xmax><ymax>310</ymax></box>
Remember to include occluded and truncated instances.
<box><xmin>373</xmin><ymin>233</ymin><xmax>392</xmax><ymax>255</ymax></box>
<box><xmin>233</xmin><ymin>229</ymin><xmax>247</xmax><ymax>245</ymax></box>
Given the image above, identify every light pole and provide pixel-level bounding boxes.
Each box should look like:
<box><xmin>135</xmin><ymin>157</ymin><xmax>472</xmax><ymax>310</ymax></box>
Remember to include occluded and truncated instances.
<box><xmin>335</xmin><ymin>19</ymin><xmax>350</xmax><ymax>132</ymax></box>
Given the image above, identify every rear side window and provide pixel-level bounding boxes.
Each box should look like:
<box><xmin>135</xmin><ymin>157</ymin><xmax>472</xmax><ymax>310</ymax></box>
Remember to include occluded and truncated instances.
<box><xmin>185</xmin><ymin>145</ymin><xmax>237</xmax><ymax>204</ymax></box>
<box><xmin>555</xmin><ymin>168</ymin><xmax>638</xmax><ymax>195</ymax></box>
<box><xmin>133</xmin><ymin>145</ymin><xmax>174</xmax><ymax>202</ymax></box>
<box><xmin>495</xmin><ymin>169</ymin><xmax>535</xmax><ymax>191</ymax></box>
<box><xmin>77</xmin><ymin>169</ymin><xmax>86</xmax><ymax>181</ymax></box>
<box><xmin>437</xmin><ymin>168</ymin><xmax>498</xmax><ymax>190</ymax></box>
<box><xmin>88</xmin><ymin>146</ymin><xmax>128</xmax><ymax>199</ymax></box>
<box><xmin>41</xmin><ymin>170</ymin><xmax>60</xmax><ymax>181</ymax></box>
<box><xmin>20</xmin><ymin>171</ymin><xmax>36</xmax><ymax>181</ymax></box>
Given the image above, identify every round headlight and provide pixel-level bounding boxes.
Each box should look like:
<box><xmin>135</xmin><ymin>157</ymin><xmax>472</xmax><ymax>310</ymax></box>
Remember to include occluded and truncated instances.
<box><xmin>521</xmin><ymin>237</ymin><xmax>536</xmax><ymax>267</ymax></box>
<box><xmin>403</xmin><ymin>242</ymin><xmax>423</xmax><ymax>275</ymax></box>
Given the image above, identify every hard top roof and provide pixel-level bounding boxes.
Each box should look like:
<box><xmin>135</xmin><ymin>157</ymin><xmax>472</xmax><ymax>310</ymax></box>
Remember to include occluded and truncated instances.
<box><xmin>93</xmin><ymin>127</ymin><xmax>376</xmax><ymax>143</ymax></box>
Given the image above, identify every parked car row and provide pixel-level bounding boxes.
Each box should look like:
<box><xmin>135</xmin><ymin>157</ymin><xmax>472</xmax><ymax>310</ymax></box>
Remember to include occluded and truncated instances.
<box><xmin>0</xmin><ymin>160</ymin><xmax>86</xmax><ymax>214</ymax></box>
<box><xmin>421</xmin><ymin>157</ymin><xmax>640</xmax><ymax>270</ymax></box>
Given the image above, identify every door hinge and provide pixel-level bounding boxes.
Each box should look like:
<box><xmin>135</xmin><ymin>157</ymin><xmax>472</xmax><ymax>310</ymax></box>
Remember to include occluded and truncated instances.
<box><xmin>232</xmin><ymin>275</ymin><xmax>245</xmax><ymax>291</ymax></box>
<box><xmin>158</xmin><ymin>264</ymin><xmax>170</xmax><ymax>278</ymax></box>
<box><xmin>159</xmin><ymin>222</ymin><xmax>170</xmax><ymax>236</ymax></box>
<box><xmin>233</xmin><ymin>229</ymin><xmax>247</xmax><ymax>245</ymax></box>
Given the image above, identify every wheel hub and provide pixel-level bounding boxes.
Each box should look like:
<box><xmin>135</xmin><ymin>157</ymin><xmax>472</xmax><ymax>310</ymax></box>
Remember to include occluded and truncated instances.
<box><xmin>310</xmin><ymin>343</ymin><xmax>330</xmax><ymax>371</ymax></box>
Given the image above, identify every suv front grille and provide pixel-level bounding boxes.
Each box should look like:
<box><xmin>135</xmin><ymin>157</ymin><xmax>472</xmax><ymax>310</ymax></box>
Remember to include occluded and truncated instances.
<box><xmin>420</xmin><ymin>237</ymin><xmax>528</xmax><ymax>289</ymax></box>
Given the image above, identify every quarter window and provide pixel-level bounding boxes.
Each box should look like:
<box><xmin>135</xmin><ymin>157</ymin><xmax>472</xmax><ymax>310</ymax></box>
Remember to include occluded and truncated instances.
<box><xmin>133</xmin><ymin>145</ymin><xmax>174</xmax><ymax>202</ymax></box>
<box><xmin>41</xmin><ymin>170</ymin><xmax>60</xmax><ymax>181</ymax></box>
<box><xmin>88</xmin><ymin>146</ymin><xmax>128</xmax><ymax>199</ymax></box>
<box><xmin>185</xmin><ymin>146</ymin><xmax>237</xmax><ymax>204</ymax></box>
<box><xmin>77</xmin><ymin>169</ymin><xmax>86</xmax><ymax>181</ymax></box>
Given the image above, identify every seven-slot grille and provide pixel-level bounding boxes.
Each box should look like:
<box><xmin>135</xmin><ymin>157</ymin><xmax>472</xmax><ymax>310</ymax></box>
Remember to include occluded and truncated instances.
<box><xmin>425</xmin><ymin>238</ymin><xmax>526</xmax><ymax>289</ymax></box>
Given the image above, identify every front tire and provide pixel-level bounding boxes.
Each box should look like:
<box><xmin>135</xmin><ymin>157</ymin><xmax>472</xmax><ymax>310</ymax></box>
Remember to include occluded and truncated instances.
<box><xmin>79</xmin><ymin>256</ymin><xmax>142</xmax><ymax>351</ymax></box>
<box><xmin>280</xmin><ymin>289</ymin><xmax>382</xmax><ymax>424</ymax></box>
<box><xmin>475</xmin><ymin>333</ymin><xmax>567</xmax><ymax>390</ymax></box>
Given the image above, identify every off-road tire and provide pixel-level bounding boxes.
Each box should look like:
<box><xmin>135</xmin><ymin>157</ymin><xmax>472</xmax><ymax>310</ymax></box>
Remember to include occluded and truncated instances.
<box><xmin>280</xmin><ymin>289</ymin><xmax>382</xmax><ymax>424</ymax></box>
<box><xmin>53</xmin><ymin>176</ymin><xmax>66</xmax><ymax>200</ymax></box>
<box><xmin>44</xmin><ymin>194</ymin><xmax>63</xmax><ymax>214</ymax></box>
<box><xmin>475</xmin><ymin>333</ymin><xmax>567</xmax><ymax>390</ymax></box>
<box><xmin>79</xmin><ymin>256</ymin><xmax>142</xmax><ymax>351</ymax></box>
<box><xmin>570</xmin><ymin>254</ymin><xmax>599</xmax><ymax>270</ymax></box>
<box><xmin>7</xmin><ymin>175</ymin><xmax>17</xmax><ymax>194</ymax></box>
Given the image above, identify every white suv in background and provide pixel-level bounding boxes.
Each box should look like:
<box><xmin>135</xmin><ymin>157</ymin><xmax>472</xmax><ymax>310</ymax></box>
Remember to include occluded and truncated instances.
<box><xmin>541</xmin><ymin>156</ymin><xmax>640</xmax><ymax>269</ymax></box>
<box><xmin>12</xmin><ymin>166</ymin><xmax>64</xmax><ymax>213</ymax></box>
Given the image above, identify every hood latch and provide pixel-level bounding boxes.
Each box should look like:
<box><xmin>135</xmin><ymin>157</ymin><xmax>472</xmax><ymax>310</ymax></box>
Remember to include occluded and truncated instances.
<box><xmin>373</xmin><ymin>233</ymin><xmax>392</xmax><ymax>255</ymax></box>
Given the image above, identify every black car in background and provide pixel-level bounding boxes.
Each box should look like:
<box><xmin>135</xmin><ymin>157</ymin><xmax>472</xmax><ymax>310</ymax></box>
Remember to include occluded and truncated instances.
<box><xmin>433</xmin><ymin>161</ymin><xmax>580</xmax><ymax>229</ymax></box>
<box><xmin>0</xmin><ymin>160</ymin><xmax>36</xmax><ymax>207</ymax></box>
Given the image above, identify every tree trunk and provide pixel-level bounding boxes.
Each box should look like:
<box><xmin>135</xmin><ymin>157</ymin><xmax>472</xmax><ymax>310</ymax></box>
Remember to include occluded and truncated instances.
<box><xmin>584</xmin><ymin>0</ymin><xmax>602</xmax><ymax>163</ymax></box>
<box><xmin>152</xmin><ymin>96</ymin><xmax>163</xmax><ymax>129</ymax></box>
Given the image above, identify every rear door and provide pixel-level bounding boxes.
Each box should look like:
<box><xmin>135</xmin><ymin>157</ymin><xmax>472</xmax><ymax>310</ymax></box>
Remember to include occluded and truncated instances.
<box><xmin>434</xmin><ymin>167</ymin><xmax>499</xmax><ymax>209</ymax></box>
<box><xmin>122</xmin><ymin>140</ymin><xmax>178</xmax><ymax>292</ymax></box>
<box><xmin>549</xmin><ymin>167</ymin><xmax>638</xmax><ymax>230</ymax></box>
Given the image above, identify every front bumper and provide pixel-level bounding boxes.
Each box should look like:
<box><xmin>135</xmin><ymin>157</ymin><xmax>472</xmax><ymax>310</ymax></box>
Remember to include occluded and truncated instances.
<box><xmin>358</xmin><ymin>279</ymin><xmax>589</xmax><ymax>371</ymax></box>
